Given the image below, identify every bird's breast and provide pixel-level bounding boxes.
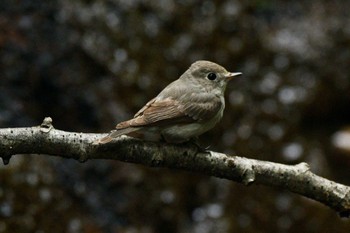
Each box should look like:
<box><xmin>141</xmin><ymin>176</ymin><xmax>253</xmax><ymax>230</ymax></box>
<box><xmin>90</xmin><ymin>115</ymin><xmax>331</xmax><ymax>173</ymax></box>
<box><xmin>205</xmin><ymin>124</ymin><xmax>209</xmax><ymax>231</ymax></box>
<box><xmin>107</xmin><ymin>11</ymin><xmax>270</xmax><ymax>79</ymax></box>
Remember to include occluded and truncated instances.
<box><xmin>161</xmin><ymin>102</ymin><xmax>225</xmax><ymax>143</ymax></box>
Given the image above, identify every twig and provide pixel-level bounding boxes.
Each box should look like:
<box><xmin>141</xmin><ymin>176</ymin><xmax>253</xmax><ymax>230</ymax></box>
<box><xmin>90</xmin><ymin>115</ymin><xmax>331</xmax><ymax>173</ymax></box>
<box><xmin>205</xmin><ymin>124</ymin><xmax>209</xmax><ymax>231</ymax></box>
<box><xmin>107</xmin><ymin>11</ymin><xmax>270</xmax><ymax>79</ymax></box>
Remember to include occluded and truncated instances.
<box><xmin>0</xmin><ymin>117</ymin><xmax>349</xmax><ymax>217</ymax></box>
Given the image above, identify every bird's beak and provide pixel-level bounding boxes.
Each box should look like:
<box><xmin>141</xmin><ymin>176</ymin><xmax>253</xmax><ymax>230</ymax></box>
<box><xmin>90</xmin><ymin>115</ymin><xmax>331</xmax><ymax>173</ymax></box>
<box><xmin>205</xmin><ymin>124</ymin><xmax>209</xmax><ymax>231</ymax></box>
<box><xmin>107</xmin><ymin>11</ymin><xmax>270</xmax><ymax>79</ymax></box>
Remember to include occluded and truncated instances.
<box><xmin>225</xmin><ymin>72</ymin><xmax>242</xmax><ymax>80</ymax></box>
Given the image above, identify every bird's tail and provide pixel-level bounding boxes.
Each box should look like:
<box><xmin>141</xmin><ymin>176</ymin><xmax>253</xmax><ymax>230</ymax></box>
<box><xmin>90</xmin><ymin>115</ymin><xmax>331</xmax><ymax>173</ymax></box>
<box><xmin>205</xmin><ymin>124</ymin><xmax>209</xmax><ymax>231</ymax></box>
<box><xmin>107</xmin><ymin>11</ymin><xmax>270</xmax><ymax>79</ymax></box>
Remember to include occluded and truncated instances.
<box><xmin>92</xmin><ymin>128</ymin><xmax>139</xmax><ymax>145</ymax></box>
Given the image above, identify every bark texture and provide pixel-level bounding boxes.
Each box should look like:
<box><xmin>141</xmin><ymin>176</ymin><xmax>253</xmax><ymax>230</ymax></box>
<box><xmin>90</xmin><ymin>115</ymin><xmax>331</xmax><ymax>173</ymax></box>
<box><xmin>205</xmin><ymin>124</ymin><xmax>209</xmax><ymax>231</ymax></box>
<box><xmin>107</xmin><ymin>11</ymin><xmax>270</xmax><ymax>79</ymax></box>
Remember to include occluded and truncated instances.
<box><xmin>1</xmin><ymin>118</ymin><xmax>349</xmax><ymax>217</ymax></box>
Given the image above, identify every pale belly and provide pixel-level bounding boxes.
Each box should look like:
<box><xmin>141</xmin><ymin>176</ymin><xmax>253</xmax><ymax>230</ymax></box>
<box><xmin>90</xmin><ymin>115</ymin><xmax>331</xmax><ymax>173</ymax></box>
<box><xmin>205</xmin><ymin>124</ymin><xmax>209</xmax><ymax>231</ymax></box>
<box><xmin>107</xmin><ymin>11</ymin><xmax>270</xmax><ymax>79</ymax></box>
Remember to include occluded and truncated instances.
<box><xmin>161</xmin><ymin>109</ymin><xmax>224</xmax><ymax>143</ymax></box>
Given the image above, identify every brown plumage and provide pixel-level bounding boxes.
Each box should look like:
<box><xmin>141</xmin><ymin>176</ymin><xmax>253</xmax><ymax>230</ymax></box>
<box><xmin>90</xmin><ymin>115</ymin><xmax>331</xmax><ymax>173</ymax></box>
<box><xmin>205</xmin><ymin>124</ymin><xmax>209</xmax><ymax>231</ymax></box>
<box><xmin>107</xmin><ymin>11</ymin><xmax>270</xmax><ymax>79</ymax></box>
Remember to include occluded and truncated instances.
<box><xmin>93</xmin><ymin>60</ymin><xmax>241</xmax><ymax>144</ymax></box>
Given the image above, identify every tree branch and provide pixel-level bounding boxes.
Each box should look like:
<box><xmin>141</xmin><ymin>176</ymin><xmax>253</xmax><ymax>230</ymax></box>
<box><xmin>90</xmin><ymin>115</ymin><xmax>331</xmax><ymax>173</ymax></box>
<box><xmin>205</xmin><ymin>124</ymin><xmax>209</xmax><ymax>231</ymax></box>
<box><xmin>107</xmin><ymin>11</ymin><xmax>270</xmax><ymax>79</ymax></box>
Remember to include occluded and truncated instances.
<box><xmin>1</xmin><ymin>117</ymin><xmax>350</xmax><ymax>217</ymax></box>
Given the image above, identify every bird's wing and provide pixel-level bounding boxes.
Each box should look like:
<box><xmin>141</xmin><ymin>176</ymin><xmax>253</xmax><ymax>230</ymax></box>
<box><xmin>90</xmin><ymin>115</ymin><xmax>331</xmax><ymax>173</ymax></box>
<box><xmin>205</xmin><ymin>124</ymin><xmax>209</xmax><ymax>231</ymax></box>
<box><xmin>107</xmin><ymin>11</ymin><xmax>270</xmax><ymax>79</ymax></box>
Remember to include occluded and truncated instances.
<box><xmin>116</xmin><ymin>92</ymin><xmax>222</xmax><ymax>129</ymax></box>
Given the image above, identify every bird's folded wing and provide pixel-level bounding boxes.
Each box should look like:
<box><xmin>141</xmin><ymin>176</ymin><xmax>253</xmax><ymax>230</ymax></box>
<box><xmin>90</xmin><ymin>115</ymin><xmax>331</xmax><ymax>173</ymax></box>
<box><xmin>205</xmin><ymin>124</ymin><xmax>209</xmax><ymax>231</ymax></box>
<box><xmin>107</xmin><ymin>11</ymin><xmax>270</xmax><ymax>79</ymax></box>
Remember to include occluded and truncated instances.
<box><xmin>116</xmin><ymin>93</ymin><xmax>222</xmax><ymax>129</ymax></box>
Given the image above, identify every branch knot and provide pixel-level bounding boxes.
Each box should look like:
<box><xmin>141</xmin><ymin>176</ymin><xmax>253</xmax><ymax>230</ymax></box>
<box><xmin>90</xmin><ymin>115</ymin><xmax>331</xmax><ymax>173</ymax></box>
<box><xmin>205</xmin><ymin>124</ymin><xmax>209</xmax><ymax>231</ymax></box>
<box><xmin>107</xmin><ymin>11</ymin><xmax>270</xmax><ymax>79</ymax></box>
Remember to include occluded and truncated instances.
<box><xmin>40</xmin><ymin>117</ymin><xmax>54</xmax><ymax>133</ymax></box>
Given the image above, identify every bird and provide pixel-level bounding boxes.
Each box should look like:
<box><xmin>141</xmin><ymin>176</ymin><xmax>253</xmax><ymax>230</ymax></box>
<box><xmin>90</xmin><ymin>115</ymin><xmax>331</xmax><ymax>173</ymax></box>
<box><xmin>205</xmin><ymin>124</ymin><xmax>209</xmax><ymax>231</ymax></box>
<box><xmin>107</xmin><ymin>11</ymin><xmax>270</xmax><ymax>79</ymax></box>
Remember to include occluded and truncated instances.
<box><xmin>93</xmin><ymin>60</ymin><xmax>241</xmax><ymax>144</ymax></box>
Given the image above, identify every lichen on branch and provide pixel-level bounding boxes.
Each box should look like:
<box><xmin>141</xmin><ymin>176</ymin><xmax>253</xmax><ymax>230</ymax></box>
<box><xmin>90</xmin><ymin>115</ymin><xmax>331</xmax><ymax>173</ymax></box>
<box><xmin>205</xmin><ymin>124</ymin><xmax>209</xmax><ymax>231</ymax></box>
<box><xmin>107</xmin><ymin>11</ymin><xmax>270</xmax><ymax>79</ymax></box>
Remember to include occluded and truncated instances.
<box><xmin>0</xmin><ymin>117</ymin><xmax>350</xmax><ymax>217</ymax></box>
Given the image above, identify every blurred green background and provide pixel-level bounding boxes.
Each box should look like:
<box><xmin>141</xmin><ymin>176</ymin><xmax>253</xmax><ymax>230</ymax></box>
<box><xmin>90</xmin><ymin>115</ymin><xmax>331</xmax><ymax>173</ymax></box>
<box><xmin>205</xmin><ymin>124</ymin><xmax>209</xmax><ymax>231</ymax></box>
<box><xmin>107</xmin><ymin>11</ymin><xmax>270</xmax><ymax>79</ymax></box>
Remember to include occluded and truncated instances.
<box><xmin>1</xmin><ymin>0</ymin><xmax>350</xmax><ymax>232</ymax></box>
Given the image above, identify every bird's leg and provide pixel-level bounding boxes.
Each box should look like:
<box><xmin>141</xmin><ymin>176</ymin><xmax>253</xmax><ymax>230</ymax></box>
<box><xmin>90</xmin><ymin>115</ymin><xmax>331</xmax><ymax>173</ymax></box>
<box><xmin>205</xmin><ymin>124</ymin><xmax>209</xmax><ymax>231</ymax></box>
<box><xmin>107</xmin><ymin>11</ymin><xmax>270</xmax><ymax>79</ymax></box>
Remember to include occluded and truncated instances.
<box><xmin>188</xmin><ymin>137</ymin><xmax>211</xmax><ymax>153</ymax></box>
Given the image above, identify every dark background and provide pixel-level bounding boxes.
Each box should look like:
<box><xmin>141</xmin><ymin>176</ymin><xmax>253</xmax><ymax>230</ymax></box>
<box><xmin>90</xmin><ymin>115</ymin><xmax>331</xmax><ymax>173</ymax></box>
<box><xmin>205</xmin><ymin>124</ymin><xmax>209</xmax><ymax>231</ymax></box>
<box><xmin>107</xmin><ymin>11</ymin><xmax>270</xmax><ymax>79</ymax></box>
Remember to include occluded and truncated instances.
<box><xmin>1</xmin><ymin>0</ymin><xmax>350</xmax><ymax>232</ymax></box>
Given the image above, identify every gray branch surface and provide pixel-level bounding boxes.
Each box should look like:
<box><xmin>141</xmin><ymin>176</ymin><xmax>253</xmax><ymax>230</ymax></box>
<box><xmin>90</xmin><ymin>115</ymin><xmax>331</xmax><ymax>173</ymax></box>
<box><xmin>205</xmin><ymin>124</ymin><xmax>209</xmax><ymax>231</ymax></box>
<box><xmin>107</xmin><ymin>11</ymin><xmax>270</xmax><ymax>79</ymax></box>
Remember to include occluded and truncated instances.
<box><xmin>1</xmin><ymin>117</ymin><xmax>350</xmax><ymax>217</ymax></box>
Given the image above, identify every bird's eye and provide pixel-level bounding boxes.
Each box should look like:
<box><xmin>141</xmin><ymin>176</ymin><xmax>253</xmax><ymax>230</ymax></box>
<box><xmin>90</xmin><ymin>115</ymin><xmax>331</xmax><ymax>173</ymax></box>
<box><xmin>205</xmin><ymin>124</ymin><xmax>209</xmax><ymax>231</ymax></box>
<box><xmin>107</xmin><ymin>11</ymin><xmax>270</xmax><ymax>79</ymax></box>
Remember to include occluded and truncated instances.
<box><xmin>207</xmin><ymin>72</ymin><xmax>217</xmax><ymax>80</ymax></box>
